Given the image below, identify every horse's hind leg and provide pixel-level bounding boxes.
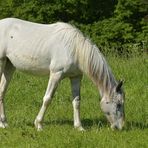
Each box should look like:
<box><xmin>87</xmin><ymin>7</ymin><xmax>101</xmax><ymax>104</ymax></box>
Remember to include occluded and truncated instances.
<box><xmin>0</xmin><ymin>59</ymin><xmax>15</xmax><ymax>128</ymax></box>
<box><xmin>34</xmin><ymin>71</ymin><xmax>63</xmax><ymax>131</ymax></box>
<box><xmin>70</xmin><ymin>76</ymin><xmax>84</xmax><ymax>131</ymax></box>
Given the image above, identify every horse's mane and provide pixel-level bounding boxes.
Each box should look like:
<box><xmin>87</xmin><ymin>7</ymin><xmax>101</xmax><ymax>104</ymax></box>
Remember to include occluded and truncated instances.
<box><xmin>75</xmin><ymin>32</ymin><xmax>117</xmax><ymax>96</ymax></box>
<box><xmin>55</xmin><ymin>22</ymin><xmax>117</xmax><ymax>96</ymax></box>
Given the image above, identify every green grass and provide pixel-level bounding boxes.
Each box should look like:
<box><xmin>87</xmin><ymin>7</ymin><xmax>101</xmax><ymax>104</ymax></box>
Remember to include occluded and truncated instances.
<box><xmin>0</xmin><ymin>55</ymin><xmax>147</xmax><ymax>148</ymax></box>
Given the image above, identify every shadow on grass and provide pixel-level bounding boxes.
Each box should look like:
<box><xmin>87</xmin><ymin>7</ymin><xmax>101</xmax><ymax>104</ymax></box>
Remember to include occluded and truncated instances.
<box><xmin>82</xmin><ymin>117</ymin><xmax>108</xmax><ymax>129</ymax></box>
<box><xmin>27</xmin><ymin>116</ymin><xmax>108</xmax><ymax>129</ymax></box>
<box><xmin>27</xmin><ymin>118</ymin><xmax>147</xmax><ymax>131</ymax></box>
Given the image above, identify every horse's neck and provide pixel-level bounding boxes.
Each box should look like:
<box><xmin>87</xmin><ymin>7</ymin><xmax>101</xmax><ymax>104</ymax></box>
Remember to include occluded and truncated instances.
<box><xmin>88</xmin><ymin>50</ymin><xmax>117</xmax><ymax>98</ymax></box>
<box><xmin>70</xmin><ymin>30</ymin><xmax>117</xmax><ymax>98</ymax></box>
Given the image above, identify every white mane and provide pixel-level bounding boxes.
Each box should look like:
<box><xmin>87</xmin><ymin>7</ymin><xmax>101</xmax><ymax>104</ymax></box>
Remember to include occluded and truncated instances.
<box><xmin>57</xmin><ymin>24</ymin><xmax>117</xmax><ymax>96</ymax></box>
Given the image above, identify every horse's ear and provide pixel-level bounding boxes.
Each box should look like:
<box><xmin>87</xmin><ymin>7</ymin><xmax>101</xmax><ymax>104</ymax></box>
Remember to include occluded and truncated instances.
<box><xmin>116</xmin><ymin>80</ymin><xmax>123</xmax><ymax>92</ymax></box>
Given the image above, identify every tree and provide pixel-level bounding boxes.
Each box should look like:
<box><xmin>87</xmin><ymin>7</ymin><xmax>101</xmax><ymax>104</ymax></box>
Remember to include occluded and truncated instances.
<box><xmin>0</xmin><ymin>0</ymin><xmax>147</xmax><ymax>54</ymax></box>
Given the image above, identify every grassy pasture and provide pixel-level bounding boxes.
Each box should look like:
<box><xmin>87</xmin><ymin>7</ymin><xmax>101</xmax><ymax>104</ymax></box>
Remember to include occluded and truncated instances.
<box><xmin>0</xmin><ymin>55</ymin><xmax>147</xmax><ymax>148</ymax></box>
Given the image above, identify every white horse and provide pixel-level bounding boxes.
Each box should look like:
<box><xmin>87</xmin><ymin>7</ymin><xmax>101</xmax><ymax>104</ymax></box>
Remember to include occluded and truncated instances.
<box><xmin>0</xmin><ymin>18</ymin><xmax>125</xmax><ymax>131</ymax></box>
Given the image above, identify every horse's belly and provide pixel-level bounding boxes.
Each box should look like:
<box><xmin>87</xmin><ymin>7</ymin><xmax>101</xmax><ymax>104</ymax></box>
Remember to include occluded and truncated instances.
<box><xmin>7</xmin><ymin>54</ymin><xmax>50</xmax><ymax>75</ymax></box>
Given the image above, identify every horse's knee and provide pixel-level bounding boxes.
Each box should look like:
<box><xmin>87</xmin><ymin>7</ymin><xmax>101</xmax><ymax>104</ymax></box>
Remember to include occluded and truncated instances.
<box><xmin>72</xmin><ymin>96</ymin><xmax>80</xmax><ymax>109</ymax></box>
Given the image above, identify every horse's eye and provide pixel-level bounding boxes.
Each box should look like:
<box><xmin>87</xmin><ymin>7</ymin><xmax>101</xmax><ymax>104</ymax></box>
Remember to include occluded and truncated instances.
<box><xmin>117</xmin><ymin>103</ymin><xmax>121</xmax><ymax>109</ymax></box>
<box><xmin>106</xmin><ymin>112</ymin><xmax>110</xmax><ymax>115</ymax></box>
<box><xmin>118</xmin><ymin>104</ymin><xmax>121</xmax><ymax>108</ymax></box>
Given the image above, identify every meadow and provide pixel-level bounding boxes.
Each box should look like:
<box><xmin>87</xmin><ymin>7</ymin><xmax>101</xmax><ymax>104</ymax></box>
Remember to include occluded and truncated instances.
<box><xmin>0</xmin><ymin>54</ymin><xmax>147</xmax><ymax>148</ymax></box>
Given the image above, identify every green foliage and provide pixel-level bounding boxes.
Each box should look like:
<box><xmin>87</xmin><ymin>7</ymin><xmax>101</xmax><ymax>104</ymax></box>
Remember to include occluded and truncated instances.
<box><xmin>0</xmin><ymin>0</ymin><xmax>147</xmax><ymax>55</ymax></box>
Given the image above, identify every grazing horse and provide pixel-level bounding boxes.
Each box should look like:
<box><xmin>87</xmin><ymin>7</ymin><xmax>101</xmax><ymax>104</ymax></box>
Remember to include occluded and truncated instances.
<box><xmin>0</xmin><ymin>18</ymin><xmax>125</xmax><ymax>131</ymax></box>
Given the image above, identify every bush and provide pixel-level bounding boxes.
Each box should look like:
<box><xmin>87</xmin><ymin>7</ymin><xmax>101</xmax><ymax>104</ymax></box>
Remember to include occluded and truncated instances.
<box><xmin>0</xmin><ymin>0</ymin><xmax>147</xmax><ymax>55</ymax></box>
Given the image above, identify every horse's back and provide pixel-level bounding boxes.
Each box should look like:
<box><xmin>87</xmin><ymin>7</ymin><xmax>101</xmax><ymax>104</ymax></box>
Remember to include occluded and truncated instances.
<box><xmin>0</xmin><ymin>18</ymin><xmax>80</xmax><ymax>76</ymax></box>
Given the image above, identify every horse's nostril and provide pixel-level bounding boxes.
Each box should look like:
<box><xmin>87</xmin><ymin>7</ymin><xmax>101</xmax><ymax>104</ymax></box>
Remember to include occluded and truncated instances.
<box><xmin>114</xmin><ymin>125</ymin><xmax>118</xmax><ymax>129</ymax></box>
<box><xmin>111</xmin><ymin>124</ymin><xmax>120</xmax><ymax>130</ymax></box>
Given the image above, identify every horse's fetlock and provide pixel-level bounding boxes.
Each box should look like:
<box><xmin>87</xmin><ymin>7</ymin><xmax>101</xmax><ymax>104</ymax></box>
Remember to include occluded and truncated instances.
<box><xmin>34</xmin><ymin>118</ymin><xmax>43</xmax><ymax>131</ymax></box>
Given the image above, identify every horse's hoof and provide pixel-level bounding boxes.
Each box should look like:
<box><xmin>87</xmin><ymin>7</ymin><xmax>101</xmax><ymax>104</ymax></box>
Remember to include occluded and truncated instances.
<box><xmin>75</xmin><ymin>126</ymin><xmax>86</xmax><ymax>132</ymax></box>
<box><xmin>3</xmin><ymin>122</ymin><xmax>8</xmax><ymax>127</ymax></box>
<box><xmin>34</xmin><ymin>119</ymin><xmax>43</xmax><ymax>131</ymax></box>
<box><xmin>0</xmin><ymin>121</ymin><xmax>7</xmax><ymax>128</ymax></box>
<box><xmin>78</xmin><ymin>127</ymin><xmax>86</xmax><ymax>132</ymax></box>
<box><xmin>37</xmin><ymin>127</ymin><xmax>43</xmax><ymax>131</ymax></box>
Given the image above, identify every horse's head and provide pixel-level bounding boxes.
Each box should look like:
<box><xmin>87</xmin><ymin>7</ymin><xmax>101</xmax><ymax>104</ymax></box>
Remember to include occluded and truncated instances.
<box><xmin>100</xmin><ymin>80</ymin><xmax>125</xmax><ymax>130</ymax></box>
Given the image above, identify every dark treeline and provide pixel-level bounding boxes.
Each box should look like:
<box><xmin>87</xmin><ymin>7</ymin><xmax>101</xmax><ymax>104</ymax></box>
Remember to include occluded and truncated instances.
<box><xmin>0</xmin><ymin>0</ymin><xmax>147</xmax><ymax>55</ymax></box>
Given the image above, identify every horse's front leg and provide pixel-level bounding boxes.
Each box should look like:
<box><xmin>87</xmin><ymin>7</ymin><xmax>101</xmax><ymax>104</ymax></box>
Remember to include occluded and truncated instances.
<box><xmin>70</xmin><ymin>76</ymin><xmax>85</xmax><ymax>131</ymax></box>
<box><xmin>0</xmin><ymin>60</ymin><xmax>15</xmax><ymax>128</ymax></box>
<box><xmin>0</xmin><ymin>74</ymin><xmax>9</xmax><ymax>128</ymax></box>
<box><xmin>34</xmin><ymin>71</ymin><xmax>63</xmax><ymax>131</ymax></box>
